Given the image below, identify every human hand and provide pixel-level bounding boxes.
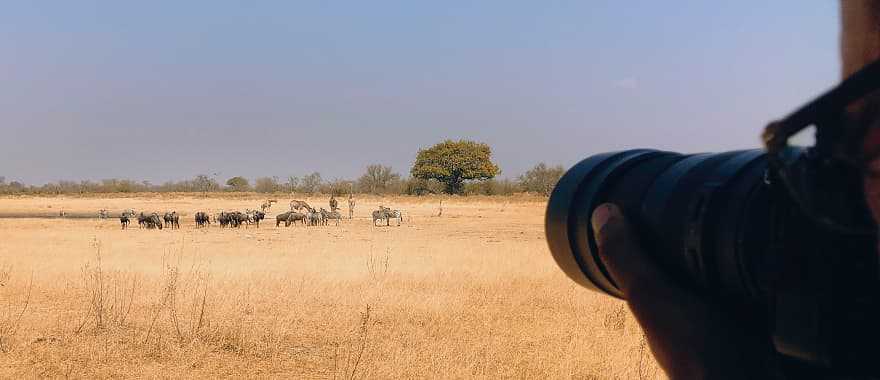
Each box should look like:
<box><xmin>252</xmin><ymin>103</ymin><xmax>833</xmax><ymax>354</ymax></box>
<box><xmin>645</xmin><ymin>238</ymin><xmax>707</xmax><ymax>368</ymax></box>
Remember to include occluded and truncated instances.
<box><xmin>590</xmin><ymin>204</ymin><xmax>779</xmax><ymax>379</ymax></box>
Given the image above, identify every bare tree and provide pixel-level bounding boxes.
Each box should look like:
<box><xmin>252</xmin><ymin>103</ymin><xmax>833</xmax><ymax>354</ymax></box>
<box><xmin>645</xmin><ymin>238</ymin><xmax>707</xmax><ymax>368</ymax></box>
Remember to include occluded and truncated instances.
<box><xmin>193</xmin><ymin>174</ymin><xmax>220</xmax><ymax>193</ymax></box>
<box><xmin>357</xmin><ymin>165</ymin><xmax>400</xmax><ymax>194</ymax></box>
<box><xmin>299</xmin><ymin>172</ymin><xmax>323</xmax><ymax>194</ymax></box>
<box><xmin>285</xmin><ymin>176</ymin><xmax>300</xmax><ymax>193</ymax></box>
<box><xmin>518</xmin><ymin>163</ymin><xmax>565</xmax><ymax>195</ymax></box>
<box><xmin>254</xmin><ymin>176</ymin><xmax>281</xmax><ymax>193</ymax></box>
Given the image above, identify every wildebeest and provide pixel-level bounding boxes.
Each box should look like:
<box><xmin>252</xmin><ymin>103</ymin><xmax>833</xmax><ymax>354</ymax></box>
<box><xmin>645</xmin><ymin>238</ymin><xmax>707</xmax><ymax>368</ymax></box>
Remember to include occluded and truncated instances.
<box><xmin>276</xmin><ymin>211</ymin><xmax>305</xmax><ymax>227</ymax></box>
<box><xmin>287</xmin><ymin>212</ymin><xmax>306</xmax><ymax>226</ymax></box>
<box><xmin>372</xmin><ymin>206</ymin><xmax>402</xmax><ymax>227</ymax></box>
<box><xmin>195</xmin><ymin>212</ymin><xmax>210</xmax><ymax>228</ymax></box>
<box><xmin>120</xmin><ymin>215</ymin><xmax>130</xmax><ymax>229</ymax></box>
<box><xmin>320</xmin><ymin>208</ymin><xmax>342</xmax><ymax>226</ymax></box>
<box><xmin>216</xmin><ymin>212</ymin><xmax>230</xmax><ymax>228</ymax></box>
<box><xmin>276</xmin><ymin>211</ymin><xmax>292</xmax><ymax>227</ymax></box>
<box><xmin>247</xmin><ymin>210</ymin><xmax>266</xmax><ymax>227</ymax></box>
<box><xmin>163</xmin><ymin>211</ymin><xmax>180</xmax><ymax>229</ymax></box>
<box><xmin>227</xmin><ymin>211</ymin><xmax>250</xmax><ymax>228</ymax></box>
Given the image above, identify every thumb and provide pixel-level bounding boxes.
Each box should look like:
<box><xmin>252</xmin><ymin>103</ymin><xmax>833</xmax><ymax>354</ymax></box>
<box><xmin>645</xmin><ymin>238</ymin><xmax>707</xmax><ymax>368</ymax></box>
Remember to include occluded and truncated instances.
<box><xmin>590</xmin><ymin>203</ymin><xmax>680</xmax><ymax>301</ymax></box>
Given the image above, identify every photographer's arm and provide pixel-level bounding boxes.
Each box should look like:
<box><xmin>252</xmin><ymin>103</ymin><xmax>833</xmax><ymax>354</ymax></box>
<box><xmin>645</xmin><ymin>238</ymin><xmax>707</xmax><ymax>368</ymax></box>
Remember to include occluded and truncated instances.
<box><xmin>590</xmin><ymin>204</ymin><xmax>779</xmax><ymax>379</ymax></box>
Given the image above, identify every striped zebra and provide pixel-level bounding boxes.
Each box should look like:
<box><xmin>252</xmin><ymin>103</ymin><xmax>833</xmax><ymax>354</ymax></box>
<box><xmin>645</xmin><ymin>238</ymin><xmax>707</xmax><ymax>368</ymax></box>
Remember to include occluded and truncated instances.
<box><xmin>371</xmin><ymin>206</ymin><xmax>402</xmax><ymax>227</ymax></box>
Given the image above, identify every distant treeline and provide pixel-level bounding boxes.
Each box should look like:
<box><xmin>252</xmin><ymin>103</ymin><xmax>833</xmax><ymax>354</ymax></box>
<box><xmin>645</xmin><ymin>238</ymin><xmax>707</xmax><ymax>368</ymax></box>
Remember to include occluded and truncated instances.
<box><xmin>0</xmin><ymin>163</ymin><xmax>565</xmax><ymax>197</ymax></box>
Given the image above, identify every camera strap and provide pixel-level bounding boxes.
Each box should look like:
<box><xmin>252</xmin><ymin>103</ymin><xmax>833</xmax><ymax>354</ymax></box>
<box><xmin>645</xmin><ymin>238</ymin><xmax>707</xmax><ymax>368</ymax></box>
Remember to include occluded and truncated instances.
<box><xmin>762</xmin><ymin>59</ymin><xmax>880</xmax><ymax>235</ymax></box>
<box><xmin>763</xmin><ymin>58</ymin><xmax>880</xmax><ymax>156</ymax></box>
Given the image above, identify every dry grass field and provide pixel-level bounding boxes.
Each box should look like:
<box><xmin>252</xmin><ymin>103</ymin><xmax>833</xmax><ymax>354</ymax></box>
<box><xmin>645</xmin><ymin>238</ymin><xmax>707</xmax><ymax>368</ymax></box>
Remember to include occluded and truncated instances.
<box><xmin>0</xmin><ymin>194</ymin><xmax>662</xmax><ymax>379</ymax></box>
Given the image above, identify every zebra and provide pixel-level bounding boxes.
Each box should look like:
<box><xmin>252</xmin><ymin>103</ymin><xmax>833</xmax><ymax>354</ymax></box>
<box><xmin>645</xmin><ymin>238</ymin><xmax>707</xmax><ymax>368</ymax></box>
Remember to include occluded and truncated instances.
<box><xmin>143</xmin><ymin>213</ymin><xmax>163</xmax><ymax>230</ymax></box>
<box><xmin>372</xmin><ymin>206</ymin><xmax>402</xmax><ymax>227</ymax></box>
<box><xmin>306</xmin><ymin>210</ymin><xmax>322</xmax><ymax>226</ymax></box>
<box><xmin>320</xmin><ymin>208</ymin><xmax>342</xmax><ymax>226</ymax></box>
<box><xmin>170</xmin><ymin>212</ymin><xmax>180</xmax><ymax>229</ymax></box>
<box><xmin>163</xmin><ymin>211</ymin><xmax>180</xmax><ymax>229</ymax></box>
<box><xmin>98</xmin><ymin>209</ymin><xmax>110</xmax><ymax>219</ymax></box>
<box><xmin>120</xmin><ymin>215</ymin><xmax>130</xmax><ymax>229</ymax></box>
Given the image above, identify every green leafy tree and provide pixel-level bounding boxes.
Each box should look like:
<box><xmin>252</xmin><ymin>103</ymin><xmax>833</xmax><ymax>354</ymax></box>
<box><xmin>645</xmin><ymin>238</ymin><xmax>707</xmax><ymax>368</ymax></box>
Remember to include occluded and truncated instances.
<box><xmin>225</xmin><ymin>176</ymin><xmax>251</xmax><ymax>192</ymax></box>
<box><xmin>518</xmin><ymin>163</ymin><xmax>565</xmax><ymax>195</ymax></box>
<box><xmin>411</xmin><ymin>140</ymin><xmax>500</xmax><ymax>194</ymax></box>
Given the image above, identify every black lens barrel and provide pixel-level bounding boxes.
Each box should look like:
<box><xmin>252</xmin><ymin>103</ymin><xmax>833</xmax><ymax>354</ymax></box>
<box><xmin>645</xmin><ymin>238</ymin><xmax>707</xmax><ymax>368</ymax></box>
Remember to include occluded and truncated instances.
<box><xmin>545</xmin><ymin>149</ymin><xmax>772</xmax><ymax>299</ymax></box>
<box><xmin>549</xmin><ymin>149</ymin><xmax>880</xmax><ymax>374</ymax></box>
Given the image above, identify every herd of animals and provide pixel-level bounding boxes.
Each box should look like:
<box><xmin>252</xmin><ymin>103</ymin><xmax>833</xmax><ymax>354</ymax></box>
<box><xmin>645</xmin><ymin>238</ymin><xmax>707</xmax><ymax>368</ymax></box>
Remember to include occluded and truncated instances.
<box><xmin>113</xmin><ymin>198</ymin><xmax>403</xmax><ymax>230</ymax></box>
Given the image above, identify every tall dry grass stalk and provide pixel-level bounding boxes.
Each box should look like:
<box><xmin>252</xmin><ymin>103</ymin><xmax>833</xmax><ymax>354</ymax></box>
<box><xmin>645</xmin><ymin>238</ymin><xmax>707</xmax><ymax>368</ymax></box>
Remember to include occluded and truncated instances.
<box><xmin>0</xmin><ymin>266</ymin><xmax>32</xmax><ymax>353</ymax></box>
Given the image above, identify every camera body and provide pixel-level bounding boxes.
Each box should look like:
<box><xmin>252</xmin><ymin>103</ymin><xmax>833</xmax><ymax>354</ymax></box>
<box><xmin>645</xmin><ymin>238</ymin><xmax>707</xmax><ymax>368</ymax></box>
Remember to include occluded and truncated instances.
<box><xmin>545</xmin><ymin>60</ymin><xmax>880</xmax><ymax>376</ymax></box>
<box><xmin>545</xmin><ymin>147</ymin><xmax>879</xmax><ymax>374</ymax></box>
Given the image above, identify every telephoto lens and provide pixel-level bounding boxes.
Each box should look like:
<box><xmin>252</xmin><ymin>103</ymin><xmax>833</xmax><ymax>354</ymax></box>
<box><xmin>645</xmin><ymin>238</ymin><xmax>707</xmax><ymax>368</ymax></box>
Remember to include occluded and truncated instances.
<box><xmin>545</xmin><ymin>149</ymin><xmax>774</xmax><ymax>299</ymax></box>
<box><xmin>545</xmin><ymin>149</ymin><xmax>880</xmax><ymax>374</ymax></box>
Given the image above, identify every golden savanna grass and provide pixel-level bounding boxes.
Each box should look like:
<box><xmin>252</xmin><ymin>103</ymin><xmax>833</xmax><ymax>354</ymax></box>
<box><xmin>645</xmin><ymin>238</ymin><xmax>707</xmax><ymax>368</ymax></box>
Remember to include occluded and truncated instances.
<box><xmin>0</xmin><ymin>194</ymin><xmax>663</xmax><ymax>378</ymax></box>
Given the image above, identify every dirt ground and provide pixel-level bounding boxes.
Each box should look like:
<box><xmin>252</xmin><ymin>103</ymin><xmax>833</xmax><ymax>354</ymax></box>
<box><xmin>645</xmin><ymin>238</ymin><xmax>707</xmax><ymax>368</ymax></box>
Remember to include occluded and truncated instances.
<box><xmin>0</xmin><ymin>194</ymin><xmax>662</xmax><ymax>379</ymax></box>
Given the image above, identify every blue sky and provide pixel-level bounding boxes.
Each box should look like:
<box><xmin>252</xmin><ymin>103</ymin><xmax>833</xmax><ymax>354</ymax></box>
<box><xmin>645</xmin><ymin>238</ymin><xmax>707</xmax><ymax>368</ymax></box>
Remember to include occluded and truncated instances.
<box><xmin>0</xmin><ymin>1</ymin><xmax>839</xmax><ymax>184</ymax></box>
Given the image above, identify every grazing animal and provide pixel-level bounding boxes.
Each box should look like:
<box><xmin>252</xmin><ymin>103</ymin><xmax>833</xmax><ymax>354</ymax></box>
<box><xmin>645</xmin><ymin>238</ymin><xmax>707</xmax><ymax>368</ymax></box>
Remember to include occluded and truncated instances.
<box><xmin>276</xmin><ymin>211</ymin><xmax>306</xmax><ymax>227</ymax></box>
<box><xmin>276</xmin><ymin>211</ymin><xmax>292</xmax><ymax>227</ymax></box>
<box><xmin>120</xmin><ymin>215</ymin><xmax>130</xmax><ymax>229</ymax></box>
<box><xmin>261</xmin><ymin>199</ymin><xmax>277</xmax><ymax>213</ymax></box>
<box><xmin>143</xmin><ymin>213</ymin><xmax>163</xmax><ymax>230</ymax></box>
<box><xmin>290</xmin><ymin>200</ymin><xmax>314</xmax><ymax>213</ymax></box>
<box><xmin>217</xmin><ymin>212</ymin><xmax>230</xmax><ymax>228</ymax></box>
<box><xmin>163</xmin><ymin>211</ymin><xmax>180</xmax><ymax>229</ymax></box>
<box><xmin>320</xmin><ymin>208</ymin><xmax>342</xmax><ymax>226</ymax></box>
<box><xmin>170</xmin><ymin>212</ymin><xmax>180</xmax><ymax>229</ymax></box>
<box><xmin>372</xmin><ymin>206</ymin><xmax>402</xmax><ymax>227</ymax></box>
<box><xmin>98</xmin><ymin>209</ymin><xmax>110</xmax><ymax>219</ymax></box>
<box><xmin>122</xmin><ymin>209</ymin><xmax>137</xmax><ymax>222</ymax></box>
<box><xmin>227</xmin><ymin>211</ymin><xmax>250</xmax><ymax>228</ymax></box>
<box><xmin>248</xmin><ymin>210</ymin><xmax>266</xmax><ymax>227</ymax></box>
<box><xmin>137</xmin><ymin>212</ymin><xmax>148</xmax><ymax>228</ymax></box>
<box><xmin>195</xmin><ymin>212</ymin><xmax>210</xmax><ymax>228</ymax></box>
<box><xmin>348</xmin><ymin>196</ymin><xmax>355</xmax><ymax>219</ymax></box>
<box><xmin>287</xmin><ymin>212</ymin><xmax>306</xmax><ymax>226</ymax></box>
<box><xmin>307</xmin><ymin>210</ymin><xmax>322</xmax><ymax>226</ymax></box>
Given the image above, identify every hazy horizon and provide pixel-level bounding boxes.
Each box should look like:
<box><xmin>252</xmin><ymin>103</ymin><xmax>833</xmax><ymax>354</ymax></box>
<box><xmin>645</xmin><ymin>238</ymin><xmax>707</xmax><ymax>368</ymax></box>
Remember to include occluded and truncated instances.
<box><xmin>1</xmin><ymin>2</ymin><xmax>839</xmax><ymax>185</ymax></box>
